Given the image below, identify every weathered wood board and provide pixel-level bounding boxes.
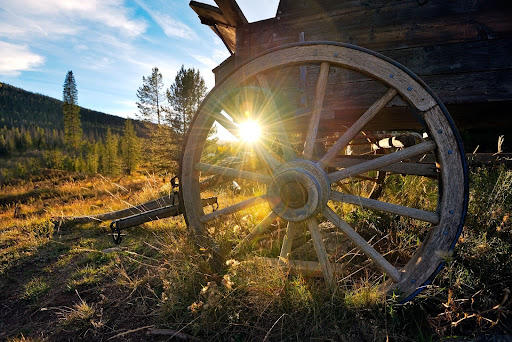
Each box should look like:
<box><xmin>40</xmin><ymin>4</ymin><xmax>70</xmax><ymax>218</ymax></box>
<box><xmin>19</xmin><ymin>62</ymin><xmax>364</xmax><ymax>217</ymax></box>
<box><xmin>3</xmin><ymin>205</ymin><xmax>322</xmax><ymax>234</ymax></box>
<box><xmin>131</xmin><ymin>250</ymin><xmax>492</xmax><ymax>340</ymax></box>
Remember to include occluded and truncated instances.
<box><xmin>205</xmin><ymin>0</ymin><xmax>512</xmax><ymax>151</ymax></box>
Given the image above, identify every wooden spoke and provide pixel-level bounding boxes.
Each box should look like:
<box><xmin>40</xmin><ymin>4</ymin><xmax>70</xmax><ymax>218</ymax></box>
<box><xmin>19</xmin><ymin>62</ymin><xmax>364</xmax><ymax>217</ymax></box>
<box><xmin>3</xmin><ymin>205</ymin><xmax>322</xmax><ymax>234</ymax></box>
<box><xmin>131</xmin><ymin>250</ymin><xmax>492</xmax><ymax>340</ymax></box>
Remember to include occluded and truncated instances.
<box><xmin>233</xmin><ymin>211</ymin><xmax>278</xmax><ymax>253</ymax></box>
<box><xmin>331</xmin><ymin>192</ymin><xmax>439</xmax><ymax>224</ymax></box>
<box><xmin>200</xmin><ymin>196</ymin><xmax>267</xmax><ymax>223</ymax></box>
<box><xmin>195</xmin><ymin>163</ymin><xmax>272</xmax><ymax>184</ymax></box>
<box><xmin>279</xmin><ymin>221</ymin><xmax>302</xmax><ymax>259</ymax></box>
<box><xmin>255</xmin><ymin>74</ymin><xmax>296</xmax><ymax>161</ymax></box>
<box><xmin>210</xmin><ymin>111</ymin><xmax>239</xmax><ymax>138</ymax></box>
<box><xmin>323</xmin><ymin>207</ymin><xmax>401</xmax><ymax>282</ymax></box>
<box><xmin>254</xmin><ymin>144</ymin><xmax>281</xmax><ymax>171</ymax></box>
<box><xmin>211</xmin><ymin>110</ymin><xmax>281</xmax><ymax>170</ymax></box>
<box><xmin>303</xmin><ymin>62</ymin><xmax>330</xmax><ymax>159</ymax></box>
<box><xmin>330</xmin><ymin>157</ymin><xmax>438</xmax><ymax>177</ymax></box>
<box><xmin>319</xmin><ymin>88</ymin><xmax>398</xmax><ymax>167</ymax></box>
<box><xmin>307</xmin><ymin>217</ymin><xmax>335</xmax><ymax>288</ymax></box>
<box><xmin>328</xmin><ymin>140</ymin><xmax>436</xmax><ymax>182</ymax></box>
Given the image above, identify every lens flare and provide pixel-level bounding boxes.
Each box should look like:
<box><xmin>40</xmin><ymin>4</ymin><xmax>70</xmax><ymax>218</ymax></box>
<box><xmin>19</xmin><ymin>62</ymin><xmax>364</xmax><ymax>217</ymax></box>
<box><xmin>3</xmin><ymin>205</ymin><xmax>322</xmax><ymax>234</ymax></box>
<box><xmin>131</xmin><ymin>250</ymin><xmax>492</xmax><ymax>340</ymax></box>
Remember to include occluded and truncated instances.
<box><xmin>238</xmin><ymin>120</ymin><xmax>262</xmax><ymax>143</ymax></box>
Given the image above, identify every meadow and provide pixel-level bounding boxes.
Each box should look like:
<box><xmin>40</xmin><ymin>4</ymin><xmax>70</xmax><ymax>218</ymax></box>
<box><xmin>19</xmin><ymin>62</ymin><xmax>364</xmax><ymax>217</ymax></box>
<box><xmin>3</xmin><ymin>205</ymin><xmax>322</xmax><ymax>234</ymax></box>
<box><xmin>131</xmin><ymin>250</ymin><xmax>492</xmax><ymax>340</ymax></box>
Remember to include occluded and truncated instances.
<box><xmin>0</xmin><ymin>165</ymin><xmax>510</xmax><ymax>341</ymax></box>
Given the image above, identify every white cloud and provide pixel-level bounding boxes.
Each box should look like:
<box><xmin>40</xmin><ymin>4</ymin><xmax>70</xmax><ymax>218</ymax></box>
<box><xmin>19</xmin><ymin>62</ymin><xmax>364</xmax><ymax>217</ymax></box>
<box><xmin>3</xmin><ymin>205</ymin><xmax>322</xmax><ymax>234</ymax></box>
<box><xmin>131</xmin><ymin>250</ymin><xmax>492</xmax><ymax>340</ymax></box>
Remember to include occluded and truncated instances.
<box><xmin>133</xmin><ymin>0</ymin><xmax>196</xmax><ymax>39</ymax></box>
<box><xmin>0</xmin><ymin>41</ymin><xmax>45</xmax><ymax>76</ymax></box>
<box><xmin>0</xmin><ymin>0</ymin><xmax>146</xmax><ymax>39</ymax></box>
<box><xmin>192</xmin><ymin>55</ymin><xmax>218</xmax><ymax>69</ymax></box>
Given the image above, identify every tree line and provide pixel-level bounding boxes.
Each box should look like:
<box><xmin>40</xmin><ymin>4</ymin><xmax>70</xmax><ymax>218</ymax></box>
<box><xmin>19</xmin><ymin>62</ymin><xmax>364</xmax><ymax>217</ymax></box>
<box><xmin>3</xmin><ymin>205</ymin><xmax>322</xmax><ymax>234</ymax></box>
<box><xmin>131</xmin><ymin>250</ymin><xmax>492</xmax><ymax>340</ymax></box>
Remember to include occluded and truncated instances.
<box><xmin>0</xmin><ymin>66</ymin><xmax>208</xmax><ymax>184</ymax></box>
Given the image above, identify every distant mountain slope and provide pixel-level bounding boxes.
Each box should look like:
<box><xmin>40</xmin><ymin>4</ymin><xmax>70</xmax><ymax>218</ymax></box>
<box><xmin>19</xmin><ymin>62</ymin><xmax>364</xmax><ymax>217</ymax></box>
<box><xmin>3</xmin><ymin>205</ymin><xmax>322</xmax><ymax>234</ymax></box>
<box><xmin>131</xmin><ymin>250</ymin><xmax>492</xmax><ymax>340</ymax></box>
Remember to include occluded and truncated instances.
<box><xmin>0</xmin><ymin>82</ymin><xmax>145</xmax><ymax>137</ymax></box>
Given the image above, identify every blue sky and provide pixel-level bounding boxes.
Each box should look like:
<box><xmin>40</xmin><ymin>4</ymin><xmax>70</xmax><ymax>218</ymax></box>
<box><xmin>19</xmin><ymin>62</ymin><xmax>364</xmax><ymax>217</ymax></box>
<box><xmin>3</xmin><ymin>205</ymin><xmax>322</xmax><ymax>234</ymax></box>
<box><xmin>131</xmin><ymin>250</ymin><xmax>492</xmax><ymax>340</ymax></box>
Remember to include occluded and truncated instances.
<box><xmin>0</xmin><ymin>0</ymin><xmax>279</xmax><ymax>118</ymax></box>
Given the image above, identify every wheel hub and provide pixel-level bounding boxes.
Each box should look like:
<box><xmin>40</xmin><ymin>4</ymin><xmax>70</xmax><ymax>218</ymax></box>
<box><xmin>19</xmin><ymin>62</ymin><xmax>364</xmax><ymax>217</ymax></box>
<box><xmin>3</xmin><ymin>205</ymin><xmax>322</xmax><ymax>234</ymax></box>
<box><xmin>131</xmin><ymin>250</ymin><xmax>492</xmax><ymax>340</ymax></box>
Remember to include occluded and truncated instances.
<box><xmin>267</xmin><ymin>160</ymin><xmax>330</xmax><ymax>222</ymax></box>
<box><xmin>280</xmin><ymin>181</ymin><xmax>308</xmax><ymax>209</ymax></box>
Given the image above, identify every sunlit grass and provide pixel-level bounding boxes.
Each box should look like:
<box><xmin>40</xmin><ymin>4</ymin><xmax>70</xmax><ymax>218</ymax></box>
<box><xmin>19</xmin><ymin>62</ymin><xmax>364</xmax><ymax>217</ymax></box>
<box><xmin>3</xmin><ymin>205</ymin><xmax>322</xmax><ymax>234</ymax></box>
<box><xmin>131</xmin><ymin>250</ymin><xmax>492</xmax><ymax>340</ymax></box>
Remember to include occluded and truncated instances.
<box><xmin>0</xmin><ymin>166</ymin><xmax>510</xmax><ymax>340</ymax></box>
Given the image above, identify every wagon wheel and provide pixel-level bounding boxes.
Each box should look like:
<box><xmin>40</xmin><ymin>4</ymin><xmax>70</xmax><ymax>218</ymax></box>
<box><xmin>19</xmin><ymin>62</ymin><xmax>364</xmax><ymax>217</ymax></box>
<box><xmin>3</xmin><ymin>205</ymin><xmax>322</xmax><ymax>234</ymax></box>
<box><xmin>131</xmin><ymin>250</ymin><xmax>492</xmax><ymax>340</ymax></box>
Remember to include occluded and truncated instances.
<box><xmin>180</xmin><ymin>42</ymin><xmax>468</xmax><ymax>301</ymax></box>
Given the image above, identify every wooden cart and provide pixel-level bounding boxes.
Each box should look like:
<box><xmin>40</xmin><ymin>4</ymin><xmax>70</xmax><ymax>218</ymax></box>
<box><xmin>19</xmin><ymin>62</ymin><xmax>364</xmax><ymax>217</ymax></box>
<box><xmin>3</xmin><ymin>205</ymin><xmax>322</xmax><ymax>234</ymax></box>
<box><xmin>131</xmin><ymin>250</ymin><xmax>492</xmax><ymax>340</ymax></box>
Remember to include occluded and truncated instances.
<box><xmin>63</xmin><ymin>0</ymin><xmax>511</xmax><ymax>302</ymax></box>
<box><xmin>182</xmin><ymin>0</ymin><xmax>512</xmax><ymax>300</ymax></box>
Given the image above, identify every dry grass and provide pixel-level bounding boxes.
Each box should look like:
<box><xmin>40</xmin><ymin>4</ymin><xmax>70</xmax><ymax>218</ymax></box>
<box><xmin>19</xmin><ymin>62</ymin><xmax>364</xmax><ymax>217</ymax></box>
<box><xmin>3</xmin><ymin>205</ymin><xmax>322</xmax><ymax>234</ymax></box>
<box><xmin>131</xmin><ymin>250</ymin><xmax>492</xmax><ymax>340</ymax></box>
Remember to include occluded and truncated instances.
<box><xmin>0</xmin><ymin>167</ymin><xmax>511</xmax><ymax>340</ymax></box>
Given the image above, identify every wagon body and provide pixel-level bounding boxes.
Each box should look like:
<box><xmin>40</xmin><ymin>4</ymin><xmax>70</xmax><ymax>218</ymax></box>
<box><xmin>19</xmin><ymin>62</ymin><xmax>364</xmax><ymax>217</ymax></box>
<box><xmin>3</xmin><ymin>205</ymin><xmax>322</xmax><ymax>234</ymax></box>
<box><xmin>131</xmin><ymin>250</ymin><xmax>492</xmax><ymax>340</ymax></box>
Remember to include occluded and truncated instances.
<box><xmin>191</xmin><ymin>0</ymin><xmax>512</xmax><ymax>152</ymax></box>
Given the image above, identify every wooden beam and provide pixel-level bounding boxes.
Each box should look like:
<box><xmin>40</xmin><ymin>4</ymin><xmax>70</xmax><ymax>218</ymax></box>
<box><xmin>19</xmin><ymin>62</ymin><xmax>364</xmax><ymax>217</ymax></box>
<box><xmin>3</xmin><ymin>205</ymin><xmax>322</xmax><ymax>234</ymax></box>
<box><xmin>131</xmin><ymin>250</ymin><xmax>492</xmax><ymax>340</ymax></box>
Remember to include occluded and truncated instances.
<box><xmin>214</xmin><ymin>0</ymin><xmax>248</xmax><ymax>26</ymax></box>
<box><xmin>190</xmin><ymin>1</ymin><xmax>230</xmax><ymax>26</ymax></box>
<box><xmin>189</xmin><ymin>1</ymin><xmax>236</xmax><ymax>52</ymax></box>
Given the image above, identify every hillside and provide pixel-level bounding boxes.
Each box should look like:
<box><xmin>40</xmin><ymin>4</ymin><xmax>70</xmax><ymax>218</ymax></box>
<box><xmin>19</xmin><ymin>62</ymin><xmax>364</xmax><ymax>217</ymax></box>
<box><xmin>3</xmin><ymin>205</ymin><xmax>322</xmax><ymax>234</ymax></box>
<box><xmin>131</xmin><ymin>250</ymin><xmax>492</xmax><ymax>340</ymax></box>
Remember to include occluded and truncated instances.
<box><xmin>0</xmin><ymin>82</ymin><xmax>144</xmax><ymax>137</ymax></box>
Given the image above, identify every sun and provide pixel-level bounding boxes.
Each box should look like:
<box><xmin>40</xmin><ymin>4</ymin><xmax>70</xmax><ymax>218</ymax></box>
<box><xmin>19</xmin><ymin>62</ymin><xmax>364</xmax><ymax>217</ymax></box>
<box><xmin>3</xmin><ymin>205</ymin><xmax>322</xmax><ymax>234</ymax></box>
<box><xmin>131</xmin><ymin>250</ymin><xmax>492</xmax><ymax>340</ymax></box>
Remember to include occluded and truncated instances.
<box><xmin>238</xmin><ymin>120</ymin><xmax>262</xmax><ymax>143</ymax></box>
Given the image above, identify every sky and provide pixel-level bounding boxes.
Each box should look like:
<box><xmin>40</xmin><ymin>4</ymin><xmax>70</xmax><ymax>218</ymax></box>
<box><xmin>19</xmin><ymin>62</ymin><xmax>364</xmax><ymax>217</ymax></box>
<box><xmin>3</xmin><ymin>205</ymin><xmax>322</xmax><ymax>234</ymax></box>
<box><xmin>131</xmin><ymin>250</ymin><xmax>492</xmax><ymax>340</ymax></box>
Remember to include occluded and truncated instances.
<box><xmin>0</xmin><ymin>0</ymin><xmax>279</xmax><ymax>118</ymax></box>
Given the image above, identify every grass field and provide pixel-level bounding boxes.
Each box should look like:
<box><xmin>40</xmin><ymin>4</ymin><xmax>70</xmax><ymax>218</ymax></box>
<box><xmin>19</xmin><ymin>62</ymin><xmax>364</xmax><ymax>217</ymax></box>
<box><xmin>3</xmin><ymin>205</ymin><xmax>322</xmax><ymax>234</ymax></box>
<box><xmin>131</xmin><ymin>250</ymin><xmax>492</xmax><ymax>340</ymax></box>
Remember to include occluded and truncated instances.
<box><xmin>0</xmin><ymin>166</ymin><xmax>511</xmax><ymax>341</ymax></box>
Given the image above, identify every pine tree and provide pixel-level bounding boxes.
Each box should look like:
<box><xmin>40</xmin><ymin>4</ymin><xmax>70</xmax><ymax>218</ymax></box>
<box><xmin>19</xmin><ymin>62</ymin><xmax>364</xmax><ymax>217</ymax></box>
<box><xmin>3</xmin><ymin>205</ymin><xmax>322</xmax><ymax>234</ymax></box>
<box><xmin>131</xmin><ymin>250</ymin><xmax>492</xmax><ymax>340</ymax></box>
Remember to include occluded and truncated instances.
<box><xmin>121</xmin><ymin>119</ymin><xmax>140</xmax><ymax>174</ymax></box>
<box><xmin>136</xmin><ymin>67</ymin><xmax>165</xmax><ymax>124</ymax></box>
<box><xmin>0</xmin><ymin>134</ymin><xmax>7</xmax><ymax>156</ymax></box>
<box><xmin>62</xmin><ymin>70</ymin><xmax>82</xmax><ymax>150</ymax></box>
<box><xmin>86</xmin><ymin>142</ymin><xmax>100</xmax><ymax>174</ymax></box>
<box><xmin>166</xmin><ymin>65</ymin><xmax>207</xmax><ymax>139</ymax></box>
<box><xmin>103</xmin><ymin>128</ymin><xmax>120</xmax><ymax>176</ymax></box>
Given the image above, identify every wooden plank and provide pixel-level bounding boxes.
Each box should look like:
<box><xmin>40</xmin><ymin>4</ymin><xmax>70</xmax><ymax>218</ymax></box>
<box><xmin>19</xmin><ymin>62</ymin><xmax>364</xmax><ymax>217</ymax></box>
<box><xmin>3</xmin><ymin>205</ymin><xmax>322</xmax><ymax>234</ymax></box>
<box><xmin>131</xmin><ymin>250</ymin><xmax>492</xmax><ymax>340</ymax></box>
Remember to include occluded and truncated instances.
<box><xmin>190</xmin><ymin>1</ymin><xmax>230</xmax><ymax>26</ymax></box>
<box><xmin>190</xmin><ymin>1</ymin><xmax>237</xmax><ymax>52</ymax></box>
<box><xmin>237</xmin><ymin>4</ymin><xmax>512</xmax><ymax>60</ymax></box>
<box><xmin>213</xmin><ymin>25</ymin><xmax>236</xmax><ymax>53</ymax></box>
<box><xmin>58</xmin><ymin>194</ymin><xmax>177</xmax><ymax>225</ymax></box>
<box><xmin>214</xmin><ymin>0</ymin><xmax>247</xmax><ymax>26</ymax></box>
<box><xmin>270</xmin><ymin>68</ymin><xmax>512</xmax><ymax>132</ymax></box>
<box><xmin>277</xmin><ymin>0</ymin><xmax>512</xmax><ymax>25</ymax></box>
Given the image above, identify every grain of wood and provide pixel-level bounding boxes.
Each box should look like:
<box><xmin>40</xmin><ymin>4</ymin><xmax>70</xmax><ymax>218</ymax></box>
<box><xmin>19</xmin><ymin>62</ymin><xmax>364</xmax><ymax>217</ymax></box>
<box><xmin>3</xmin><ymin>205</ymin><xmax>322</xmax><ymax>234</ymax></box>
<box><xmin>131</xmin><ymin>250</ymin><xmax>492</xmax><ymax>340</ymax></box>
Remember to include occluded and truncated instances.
<box><xmin>303</xmin><ymin>62</ymin><xmax>330</xmax><ymax>159</ymax></box>
<box><xmin>331</xmin><ymin>192</ymin><xmax>439</xmax><ymax>224</ymax></box>
<box><xmin>320</xmin><ymin>88</ymin><xmax>397</xmax><ymax>166</ymax></box>
<box><xmin>307</xmin><ymin>218</ymin><xmax>335</xmax><ymax>287</ymax></box>
<box><xmin>279</xmin><ymin>222</ymin><xmax>302</xmax><ymax>259</ymax></box>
